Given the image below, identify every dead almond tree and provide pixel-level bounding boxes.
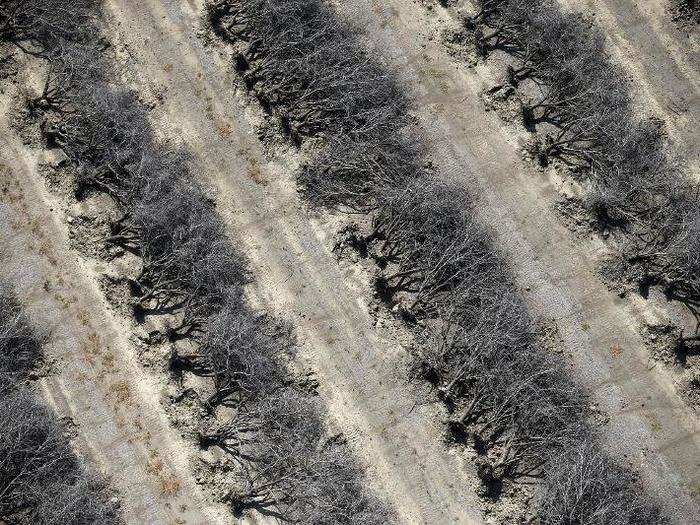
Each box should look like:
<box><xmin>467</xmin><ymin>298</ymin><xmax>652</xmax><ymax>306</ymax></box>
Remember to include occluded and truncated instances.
<box><xmin>669</xmin><ymin>0</ymin><xmax>700</xmax><ymax>26</ymax></box>
<box><xmin>207</xmin><ymin>0</ymin><xmax>408</xmax><ymax>141</ymax></box>
<box><xmin>124</xmin><ymin>180</ymin><xmax>246</xmax><ymax>324</ymax></box>
<box><xmin>589</xmin><ymin>122</ymin><xmax>699</xmax><ymax>300</ymax></box>
<box><xmin>0</xmin><ymin>0</ymin><xmax>99</xmax><ymax>55</ymax></box>
<box><xmin>69</xmin><ymin>86</ymin><xmax>150</xmax><ymax>175</ymax></box>
<box><xmin>42</xmin><ymin>84</ymin><xmax>153</xmax><ymax>204</ymax></box>
<box><xmin>207</xmin><ymin>0</ymin><xmax>420</xmax><ymax>211</ymax></box>
<box><xmin>368</xmin><ymin>177</ymin><xmax>499</xmax><ymax>318</ymax></box>
<box><xmin>298</xmin><ymin>130</ymin><xmax>422</xmax><ymax>212</ymax></box>
<box><xmin>537</xmin><ymin>439</ymin><xmax>665</xmax><ymax>524</ymax></box>
<box><xmin>418</xmin><ymin>313</ymin><xmax>585</xmax><ymax>484</ymax></box>
<box><xmin>0</xmin><ymin>283</ymin><xmax>44</xmax><ymax>386</ymax></box>
<box><xmin>32</xmin><ymin>474</ymin><xmax>121</xmax><ymax>525</ymax></box>
<box><xmin>469</xmin><ymin>0</ymin><xmax>700</xmax><ymax>310</ymax></box>
<box><xmin>27</xmin><ymin>41</ymin><xmax>108</xmax><ymax>115</ymax></box>
<box><xmin>0</xmin><ymin>285</ymin><xmax>120</xmax><ymax>524</ymax></box>
<box><xmin>471</xmin><ymin>0</ymin><xmax>632</xmax><ymax>168</ymax></box>
<box><xmin>201</xmin><ymin>390</ymin><xmax>392</xmax><ymax>524</ymax></box>
<box><xmin>0</xmin><ymin>389</ymin><xmax>79</xmax><ymax>517</ymax></box>
<box><xmin>0</xmin><ymin>389</ymin><xmax>120</xmax><ymax>524</ymax></box>
<box><xmin>196</xmin><ymin>304</ymin><xmax>290</xmax><ymax>409</ymax></box>
<box><xmin>467</xmin><ymin>0</ymin><xmax>533</xmax><ymax>58</ymax></box>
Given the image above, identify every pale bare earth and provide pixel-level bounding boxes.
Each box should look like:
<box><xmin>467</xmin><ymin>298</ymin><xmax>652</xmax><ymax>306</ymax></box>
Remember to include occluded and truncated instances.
<box><xmin>0</xmin><ymin>102</ymin><xmax>230</xmax><ymax>523</ymax></box>
<box><xmin>344</xmin><ymin>0</ymin><xmax>700</xmax><ymax>521</ymax></box>
<box><xmin>102</xmin><ymin>0</ymin><xmax>487</xmax><ymax>524</ymax></box>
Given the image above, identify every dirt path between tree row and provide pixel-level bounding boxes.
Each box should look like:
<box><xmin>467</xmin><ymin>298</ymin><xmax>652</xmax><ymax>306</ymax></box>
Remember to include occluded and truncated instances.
<box><xmin>353</xmin><ymin>0</ymin><xmax>700</xmax><ymax>520</ymax></box>
<box><xmin>103</xmin><ymin>0</ymin><xmax>486</xmax><ymax>523</ymax></box>
<box><xmin>0</xmin><ymin>100</ymin><xmax>230</xmax><ymax>524</ymax></box>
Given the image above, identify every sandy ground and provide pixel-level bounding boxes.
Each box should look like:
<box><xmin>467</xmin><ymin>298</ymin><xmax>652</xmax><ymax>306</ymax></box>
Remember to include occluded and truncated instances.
<box><xmin>348</xmin><ymin>0</ymin><xmax>700</xmax><ymax>520</ymax></box>
<box><xmin>101</xmin><ymin>0</ymin><xmax>487</xmax><ymax>523</ymax></box>
<box><xmin>0</xmin><ymin>103</ymin><xmax>230</xmax><ymax>523</ymax></box>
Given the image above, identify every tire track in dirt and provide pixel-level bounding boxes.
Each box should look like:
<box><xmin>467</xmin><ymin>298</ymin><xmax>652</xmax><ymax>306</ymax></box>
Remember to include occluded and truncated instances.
<box><xmin>346</xmin><ymin>0</ymin><xmax>700</xmax><ymax>520</ymax></box>
<box><xmin>102</xmin><ymin>0</ymin><xmax>487</xmax><ymax>523</ymax></box>
<box><xmin>0</xmin><ymin>105</ymin><xmax>230</xmax><ymax>524</ymax></box>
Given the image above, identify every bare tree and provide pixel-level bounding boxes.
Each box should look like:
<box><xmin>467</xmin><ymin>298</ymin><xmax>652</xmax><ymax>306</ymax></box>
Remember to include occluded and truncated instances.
<box><xmin>28</xmin><ymin>41</ymin><xmax>108</xmax><ymax>115</ymax></box>
<box><xmin>13</xmin><ymin>3</ymin><xmax>394</xmax><ymax>519</ymax></box>
<box><xmin>207</xmin><ymin>0</ymin><xmax>409</xmax><ymax>141</ymax></box>
<box><xmin>468</xmin><ymin>0</ymin><xmax>700</xmax><ymax>311</ymax></box>
<box><xmin>0</xmin><ymin>389</ymin><xmax>120</xmax><ymax>524</ymax></box>
<box><xmin>196</xmin><ymin>302</ymin><xmax>290</xmax><ymax>409</ymax></box>
<box><xmin>368</xmin><ymin>178</ymin><xmax>502</xmax><ymax>318</ymax></box>
<box><xmin>200</xmin><ymin>389</ymin><xmax>392</xmax><ymax>524</ymax></box>
<box><xmin>298</xmin><ymin>131</ymin><xmax>422</xmax><ymax>212</ymax></box>
<box><xmin>0</xmin><ymin>285</ymin><xmax>120</xmax><ymax>524</ymax></box>
<box><xmin>416</xmin><ymin>302</ymin><xmax>586</xmax><ymax>483</ymax></box>
<box><xmin>44</xmin><ymin>85</ymin><xmax>152</xmax><ymax>201</ymax></box>
<box><xmin>0</xmin><ymin>284</ymin><xmax>44</xmax><ymax>384</ymax></box>
<box><xmin>669</xmin><ymin>0</ymin><xmax>700</xmax><ymax>26</ymax></box>
<box><xmin>207</xmin><ymin>0</ymin><xmax>672</xmax><ymax>518</ymax></box>
<box><xmin>33</xmin><ymin>474</ymin><xmax>121</xmax><ymax>525</ymax></box>
<box><xmin>207</xmin><ymin>0</ymin><xmax>420</xmax><ymax>211</ymax></box>
<box><xmin>0</xmin><ymin>0</ymin><xmax>99</xmax><ymax>55</ymax></box>
<box><xmin>537</xmin><ymin>439</ymin><xmax>665</xmax><ymax>524</ymax></box>
<box><xmin>123</xmin><ymin>173</ymin><xmax>248</xmax><ymax>326</ymax></box>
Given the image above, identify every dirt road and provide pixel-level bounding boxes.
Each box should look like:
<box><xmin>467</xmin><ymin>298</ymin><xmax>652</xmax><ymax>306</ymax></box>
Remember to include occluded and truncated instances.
<box><xmin>348</xmin><ymin>0</ymin><xmax>700</xmax><ymax>520</ymax></box>
<box><xmin>102</xmin><ymin>0</ymin><xmax>487</xmax><ymax>523</ymax></box>
<box><xmin>0</xmin><ymin>104</ymin><xmax>229</xmax><ymax>523</ymax></box>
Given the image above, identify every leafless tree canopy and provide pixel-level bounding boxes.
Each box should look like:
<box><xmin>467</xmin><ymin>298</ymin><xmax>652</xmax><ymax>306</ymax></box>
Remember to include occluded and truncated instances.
<box><xmin>469</xmin><ymin>0</ymin><xmax>631</xmax><ymax>169</ymax></box>
<box><xmin>8</xmin><ymin>4</ymin><xmax>394</xmax><ymax>522</ymax></box>
<box><xmin>0</xmin><ymin>285</ymin><xmax>120</xmax><ymax>524</ymax></box>
<box><xmin>208</xmin><ymin>0</ymin><xmax>669</xmax><ymax>519</ymax></box>
<box><xmin>369</xmin><ymin>178</ymin><xmax>504</xmax><ymax>317</ymax></box>
<box><xmin>669</xmin><ymin>0</ymin><xmax>700</xmax><ymax>26</ymax></box>
<box><xmin>468</xmin><ymin>0</ymin><xmax>700</xmax><ymax>310</ymax></box>
<box><xmin>537</xmin><ymin>439</ymin><xmax>663</xmax><ymax>525</ymax></box>
<box><xmin>0</xmin><ymin>283</ymin><xmax>44</xmax><ymax>386</ymax></box>
<box><xmin>8</xmin><ymin>0</ymin><xmax>671</xmax><ymax>521</ymax></box>
<box><xmin>364</xmin><ymin>179</ymin><xmax>587</xmax><ymax>485</ymax></box>
<box><xmin>0</xmin><ymin>0</ymin><xmax>99</xmax><ymax>55</ymax></box>
<box><xmin>207</xmin><ymin>0</ymin><xmax>408</xmax><ymax>140</ymax></box>
<box><xmin>207</xmin><ymin>0</ymin><xmax>423</xmax><ymax>211</ymax></box>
